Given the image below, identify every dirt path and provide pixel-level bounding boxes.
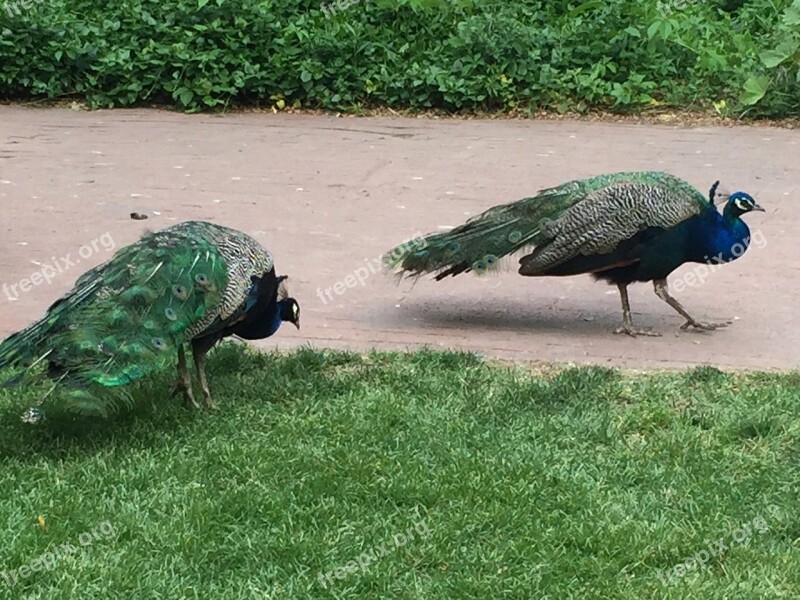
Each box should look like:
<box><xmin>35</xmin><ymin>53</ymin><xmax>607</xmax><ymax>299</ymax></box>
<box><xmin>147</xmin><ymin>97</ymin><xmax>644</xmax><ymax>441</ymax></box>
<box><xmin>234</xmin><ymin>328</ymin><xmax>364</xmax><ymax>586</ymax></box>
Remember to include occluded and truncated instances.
<box><xmin>0</xmin><ymin>107</ymin><xmax>796</xmax><ymax>370</ymax></box>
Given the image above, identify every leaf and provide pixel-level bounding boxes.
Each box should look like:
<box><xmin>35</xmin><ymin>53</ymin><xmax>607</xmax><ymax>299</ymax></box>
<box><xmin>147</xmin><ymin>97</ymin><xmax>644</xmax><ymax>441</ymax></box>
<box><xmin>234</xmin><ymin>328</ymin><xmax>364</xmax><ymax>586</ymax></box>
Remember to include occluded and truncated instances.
<box><xmin>759</xmin><ymin>39</ymin><xmax>799</xmax><ymax>68</ymax></box>
<box><xmin>784</xmin><ymin>3</ymin><xmax>800</xmax><ymax>26</ymax></box>
<box><xmin>177</xmin><ymin>88</ymin><xmax>195</xmax><ymax>106</ymax></box>
<box><xmin>759</xmin><ymin>50</ymin><xmax>789</xmax><ymax>69</ymax></box>
<box><xmin>740</xmin><ymin>76</ymin><xmax>770</xmax><ymax>106</ymax></box>
<box><xmin>300</xmin><ymin>70</ymin><xmax>312</xmax><ymax>83</ymax></box>
<box><xmin>198</xmin><ymin>0</ymin><xmax>210</xmax><ymax>7</ymax></box>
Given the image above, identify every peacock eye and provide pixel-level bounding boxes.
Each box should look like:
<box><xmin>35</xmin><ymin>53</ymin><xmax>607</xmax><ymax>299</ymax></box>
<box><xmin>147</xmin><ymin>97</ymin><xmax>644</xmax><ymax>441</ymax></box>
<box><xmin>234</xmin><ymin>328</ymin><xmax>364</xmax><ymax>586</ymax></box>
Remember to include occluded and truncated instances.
<box><xmin>472</xmin><ymin>259</ymin><xmax>487</xmax><ymax>272</ymax></box>
<box><xmin>172</xmin><ymin>285</ymin><xmax>188</xmax><ymax>300</ymax></box>
<box><xmin>164</xmin><ymin>308</ymin><xmax>177</xmax><ymax>321</ymax></box>
<box><xmin>195</xmin><ymin>273</ymin><xmax>208</xmax><ymax>285</ymax></box>
<box><xmin>508</xmin><ymin>231</ymin><xmax>522</xmax><ymax>243</ymax></box>
<box><xmin>152</xmin><ymin>337</ymin><xmax>167</xmax><ymax>350</ymax></box>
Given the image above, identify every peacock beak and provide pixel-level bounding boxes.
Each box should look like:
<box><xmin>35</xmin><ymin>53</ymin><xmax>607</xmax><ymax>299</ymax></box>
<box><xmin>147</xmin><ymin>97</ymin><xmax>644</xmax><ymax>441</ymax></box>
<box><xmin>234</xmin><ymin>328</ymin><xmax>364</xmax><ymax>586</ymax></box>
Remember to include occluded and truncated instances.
<box><xmin>752</xmin><ymin>203</ymin><xmax>765</xmax><ymax>212</ymax></box>
<box><xmin>294</xmin><ymin>318</ymin><xmax>300</xmax><ymax>330</ymax></box>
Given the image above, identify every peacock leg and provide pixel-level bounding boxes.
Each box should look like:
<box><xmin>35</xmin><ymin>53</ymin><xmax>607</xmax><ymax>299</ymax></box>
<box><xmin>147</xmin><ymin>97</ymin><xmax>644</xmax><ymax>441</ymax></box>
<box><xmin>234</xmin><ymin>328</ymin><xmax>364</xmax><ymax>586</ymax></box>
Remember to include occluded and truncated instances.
<box><xmin>172</xmin><ymin>345</ymin><xmax>200</xmax><ymax>409</ymax></box>
<box><xmin>653</xmin><ymin>279</ymin><xmax>732</xmax><ymax>331</ymax></box>
<box><xmin>613</xmin><ymin>283</ymin><xmax>661</xmax><ymax>337</ymax></box>
<box><xmin>191</xmin><ymin>339</ymin><xmax>217</xmax><ymax>410</ymax></box>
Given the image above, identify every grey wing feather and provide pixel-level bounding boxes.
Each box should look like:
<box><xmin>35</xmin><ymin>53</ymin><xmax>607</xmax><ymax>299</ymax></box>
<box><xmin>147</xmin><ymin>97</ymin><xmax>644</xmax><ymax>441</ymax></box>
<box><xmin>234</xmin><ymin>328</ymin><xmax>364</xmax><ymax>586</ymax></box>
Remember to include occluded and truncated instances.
<box><xmin>180</xmin><ymin>222</ymin><xmax>275</xmax><ymax>339</ymax></box>
<box><xmin>519</xmin><ymin>180</ymin><xmax>704</xmax><ymax>274</ymax></box>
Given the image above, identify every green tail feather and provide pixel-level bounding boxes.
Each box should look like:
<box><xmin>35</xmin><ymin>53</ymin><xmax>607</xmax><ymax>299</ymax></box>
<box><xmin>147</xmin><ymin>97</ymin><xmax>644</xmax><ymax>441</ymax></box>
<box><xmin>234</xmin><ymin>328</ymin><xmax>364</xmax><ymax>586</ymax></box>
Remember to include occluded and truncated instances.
<box><xmin>0</xmin><ymin>225</ymin><xmax>229</xmax><ymax>413</ymax></box>
<box><xmin>384</xmin><ymin>180</ymin><xmax>585</xmax><ymax>279</ymax></box>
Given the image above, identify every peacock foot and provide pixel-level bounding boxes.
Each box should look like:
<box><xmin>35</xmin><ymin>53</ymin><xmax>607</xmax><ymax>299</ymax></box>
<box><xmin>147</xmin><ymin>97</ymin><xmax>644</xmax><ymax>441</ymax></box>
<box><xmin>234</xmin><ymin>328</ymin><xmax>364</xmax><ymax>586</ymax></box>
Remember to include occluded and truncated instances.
<box><xmin>171</xmin><ymin>380</ymin><xmax>200</xmax><ymax>410</ymax></box>
<box><xmin>613</xmin><ymin>325</ymin><xmax>662</xmax><ymax>337</ymax></box>
<box><xmin>200</xmin><ymin>387</ymin><xmax>217</xmax><ymax>411</ymax></box>
<box><xmin>680</xmin><ymin>318</ymin><xmax>732</xmax><ymax>332</ymax></box>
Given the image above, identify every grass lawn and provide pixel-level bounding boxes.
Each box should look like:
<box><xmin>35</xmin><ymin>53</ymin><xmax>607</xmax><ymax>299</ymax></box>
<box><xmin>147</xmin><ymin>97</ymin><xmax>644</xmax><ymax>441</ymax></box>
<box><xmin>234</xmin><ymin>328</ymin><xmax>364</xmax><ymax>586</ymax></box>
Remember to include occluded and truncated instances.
<box><xmin>0</xmin><ymin>344</ymin><xmax>797</xmax><ymax>599</ymax></box>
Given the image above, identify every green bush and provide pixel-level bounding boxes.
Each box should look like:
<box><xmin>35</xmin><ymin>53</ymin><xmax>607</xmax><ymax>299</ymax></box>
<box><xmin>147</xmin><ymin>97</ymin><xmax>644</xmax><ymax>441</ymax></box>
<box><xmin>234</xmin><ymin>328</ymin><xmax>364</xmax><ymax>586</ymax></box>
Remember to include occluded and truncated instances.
<box><xmin>741</xmin><ymin>0</ymin><xmax>800</xmax><ymax>113</ymax></box>
<box><xmin>0</xmin><ymin>0</ymin><xmax>796</xmax><ymax>117</ymax></box>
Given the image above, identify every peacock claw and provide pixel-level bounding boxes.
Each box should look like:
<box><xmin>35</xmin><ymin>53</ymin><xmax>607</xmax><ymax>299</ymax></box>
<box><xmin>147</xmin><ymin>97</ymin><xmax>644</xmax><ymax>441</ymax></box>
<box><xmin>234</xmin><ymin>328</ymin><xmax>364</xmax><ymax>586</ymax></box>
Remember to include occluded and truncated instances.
<box><xmin>174</xmin><ymin>345</ymin><xmax>201</xmax><ymax>409</ymax></box>
<box><xmin>613</xmin><ymin>325</ymin><xmax>662</xmax><ymax>338</ymax></box>
<box><xmin>614</xmin><ymin>284</ymin><xmax>661</xmax><ymax>338</ymax></box>
<box><xmin>680</xmin><ymin>319</ymin><xmax>732</xmax><ymax>332</ymax></box>
<box><xmin>171</xmin><ymin>381</ymin><xmax>200</xmax><ymax>410</ymax></box>
<box><xmin>198</xmin><ymin>378</ymin><xmax>217</xmax><ymax>410</ymax></box>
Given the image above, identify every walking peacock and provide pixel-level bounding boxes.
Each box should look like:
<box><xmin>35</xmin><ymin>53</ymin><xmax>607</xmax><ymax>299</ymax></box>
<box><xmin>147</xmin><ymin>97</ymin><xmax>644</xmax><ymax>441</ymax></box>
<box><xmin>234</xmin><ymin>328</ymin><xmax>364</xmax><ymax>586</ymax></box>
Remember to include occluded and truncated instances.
<box><xmin>0</xmin><ymin>221</ymin><xmax>300</xmax><ymax>420</ymax></box>
<box><xmin>384</xmin><ymin>171</ymin><xmax>764</xmax><ymax>336</ymax></box>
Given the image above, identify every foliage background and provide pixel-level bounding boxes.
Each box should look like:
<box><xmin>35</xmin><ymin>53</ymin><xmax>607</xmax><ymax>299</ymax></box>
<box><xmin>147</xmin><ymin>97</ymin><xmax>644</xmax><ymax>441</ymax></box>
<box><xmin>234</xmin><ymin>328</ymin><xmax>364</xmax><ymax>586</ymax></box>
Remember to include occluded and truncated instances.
<box><xmin>0</xmin><ymin>0</ymin><xmax>797</xmax><ymax>117</ymax></box>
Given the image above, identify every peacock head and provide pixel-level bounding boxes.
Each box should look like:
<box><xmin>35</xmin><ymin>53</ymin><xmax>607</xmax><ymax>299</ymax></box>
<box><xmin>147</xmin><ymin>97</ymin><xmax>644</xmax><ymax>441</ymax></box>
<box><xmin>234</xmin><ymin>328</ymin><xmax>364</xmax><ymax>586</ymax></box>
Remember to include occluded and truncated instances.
<box><xmin>279</xmin><ymin>298</ymin><xmax>300</xmax><ymax>329</ymax></box>
<box><xmin>725</xmin><ymin>191</ymin><xmax>765</xmax><ymax>218</ymax></box>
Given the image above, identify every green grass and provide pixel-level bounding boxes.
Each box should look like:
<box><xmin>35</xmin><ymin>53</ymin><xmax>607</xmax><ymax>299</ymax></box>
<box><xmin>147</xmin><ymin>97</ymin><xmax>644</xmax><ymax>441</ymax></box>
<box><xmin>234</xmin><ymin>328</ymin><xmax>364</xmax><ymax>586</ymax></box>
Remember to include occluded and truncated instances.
<box><xmin>0</xmin><ymin>344</ymin><xmax>798</xmax><ymax>599</ymax></box>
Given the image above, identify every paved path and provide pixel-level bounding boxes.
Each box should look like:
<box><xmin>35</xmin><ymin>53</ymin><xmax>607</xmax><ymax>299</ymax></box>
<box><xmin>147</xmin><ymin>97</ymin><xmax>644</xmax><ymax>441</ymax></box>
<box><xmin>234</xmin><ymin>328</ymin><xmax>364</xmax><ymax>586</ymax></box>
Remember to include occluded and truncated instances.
<box><xmin>0</xmin><ymin>107</ymin><xmax>797</xmax><ymax>370</ymax></box>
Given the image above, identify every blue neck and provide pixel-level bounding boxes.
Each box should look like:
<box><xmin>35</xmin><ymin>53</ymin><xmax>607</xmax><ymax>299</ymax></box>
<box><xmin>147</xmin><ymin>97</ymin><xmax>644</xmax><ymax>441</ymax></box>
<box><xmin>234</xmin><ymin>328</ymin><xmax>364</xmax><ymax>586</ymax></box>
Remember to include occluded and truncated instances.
<box><xmin>259</xmin><ymin>304</ymin><xmax>284</xmax><ymax>338</ymax></box>
<box><xmin>697</xmin><ymin>209</ymin><xmax>751</xmax><ymax>264</ymax></box>
<box><xmin>233</xmin><ymin>300</ymin><xmax>284</xmax><ymax>340</ymax></box>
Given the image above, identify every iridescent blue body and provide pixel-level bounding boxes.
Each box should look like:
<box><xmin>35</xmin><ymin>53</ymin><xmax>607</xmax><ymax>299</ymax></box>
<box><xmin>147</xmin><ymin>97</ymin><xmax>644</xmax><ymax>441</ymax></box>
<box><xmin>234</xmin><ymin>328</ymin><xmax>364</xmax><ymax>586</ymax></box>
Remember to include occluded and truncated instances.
<box><xmin>585</xmin><ymin>191</ymin><xmax>758</xmax><ymax>286</ymax></box>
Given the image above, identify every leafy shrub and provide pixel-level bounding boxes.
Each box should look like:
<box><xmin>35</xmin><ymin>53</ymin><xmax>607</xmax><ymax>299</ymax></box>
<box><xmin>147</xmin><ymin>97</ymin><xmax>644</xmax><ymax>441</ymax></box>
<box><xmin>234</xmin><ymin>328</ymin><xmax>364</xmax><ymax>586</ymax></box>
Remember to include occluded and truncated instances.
<box><xmin>0</xmin><ymin>0</ymin><xmax>796</xmax><ymax>117</ymax></box>
<box><xmin>741</xmin><ymin>0</ymin><xmax>800</xmax><ymax>112</ymax></box>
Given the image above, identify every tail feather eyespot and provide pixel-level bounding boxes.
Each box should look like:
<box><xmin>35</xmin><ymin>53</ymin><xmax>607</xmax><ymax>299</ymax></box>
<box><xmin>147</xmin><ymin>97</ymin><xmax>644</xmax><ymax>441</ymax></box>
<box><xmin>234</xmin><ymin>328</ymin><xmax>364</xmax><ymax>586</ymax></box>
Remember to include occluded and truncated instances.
<box><xmin>172</xmin><ymin>285</ymin><xmax>189</xmax><ymax>300</ymax></box>
<box><xmin>472</xmin><ymin>259</ymin><xmax>487</xmax><ymax>273</ymax></box>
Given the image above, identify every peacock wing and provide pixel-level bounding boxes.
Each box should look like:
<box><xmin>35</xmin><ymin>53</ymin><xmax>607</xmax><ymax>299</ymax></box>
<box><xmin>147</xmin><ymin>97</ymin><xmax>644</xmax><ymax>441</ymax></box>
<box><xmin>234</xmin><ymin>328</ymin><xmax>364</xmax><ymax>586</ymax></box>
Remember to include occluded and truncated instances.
<box><xmin>519</xmin><ymin>173</ymin><xmax>706</xmax><ymax>274</ymax></box>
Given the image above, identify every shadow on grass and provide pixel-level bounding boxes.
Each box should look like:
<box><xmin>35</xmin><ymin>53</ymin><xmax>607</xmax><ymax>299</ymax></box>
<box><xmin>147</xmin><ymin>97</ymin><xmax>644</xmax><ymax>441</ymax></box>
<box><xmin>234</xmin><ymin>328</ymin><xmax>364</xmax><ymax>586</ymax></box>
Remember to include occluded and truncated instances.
<box><xmin>0</xmin><ymin>343</ymin><xmax>318</xmax><ymax>460</ymax></box>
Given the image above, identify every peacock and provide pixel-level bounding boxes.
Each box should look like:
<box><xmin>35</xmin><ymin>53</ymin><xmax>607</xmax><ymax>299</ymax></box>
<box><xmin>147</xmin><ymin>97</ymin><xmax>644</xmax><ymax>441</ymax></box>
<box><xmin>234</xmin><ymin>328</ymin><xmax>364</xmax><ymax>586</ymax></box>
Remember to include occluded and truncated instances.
<box><xmin>384</xmin><ymin>171</ymin><xmax>764</xmax><ymax>336</ymax></box>
<box><xmin>0</xmin><ymin>220</ymin><xmax>300</xmax><ymax>420</ymax></box>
